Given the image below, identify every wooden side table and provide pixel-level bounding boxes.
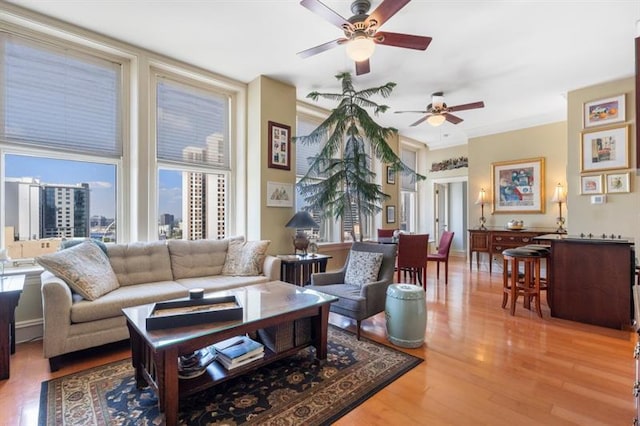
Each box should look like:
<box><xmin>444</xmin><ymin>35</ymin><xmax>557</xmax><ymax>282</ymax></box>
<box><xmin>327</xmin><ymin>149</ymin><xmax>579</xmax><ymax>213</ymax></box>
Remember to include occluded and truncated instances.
<box><xmin>0</xmin><ymin>274</ymin><xmax>25</xmax><ymax>380</ymax></box>
<box><xmin>278</xmin><ymin>254</ymin><xmax>331</xmax><ymax>286</ymax></box>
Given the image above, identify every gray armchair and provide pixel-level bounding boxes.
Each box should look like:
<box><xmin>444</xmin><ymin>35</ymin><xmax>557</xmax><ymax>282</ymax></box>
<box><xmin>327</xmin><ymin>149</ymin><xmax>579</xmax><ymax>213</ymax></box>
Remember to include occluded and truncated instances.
<box><xmin>306</xmin><ymin>242</ymin><xmax>397</xmax><ymax>339</ymax></box>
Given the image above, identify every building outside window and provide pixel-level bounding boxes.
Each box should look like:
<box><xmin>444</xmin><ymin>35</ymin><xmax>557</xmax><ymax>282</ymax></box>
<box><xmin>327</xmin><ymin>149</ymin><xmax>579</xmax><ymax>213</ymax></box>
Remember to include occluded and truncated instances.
<box><xmin>155</xmin><ymin>74</ymin><xmax>230</xmax><ymax>241</ymax></box>
<box><xmin>0</xmin><ymin>32</ymin><xmax>122</xmax><ymax>260</ymax></box>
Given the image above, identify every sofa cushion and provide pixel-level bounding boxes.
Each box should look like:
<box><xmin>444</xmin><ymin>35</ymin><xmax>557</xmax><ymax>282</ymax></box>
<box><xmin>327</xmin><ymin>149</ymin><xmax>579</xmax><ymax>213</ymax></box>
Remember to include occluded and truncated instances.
<box><xmin>344</xmin><ymin>250</ymin><xmax>383</xmax><ymax>287</ymax></box>
<box><xmin>107</xmin><ymin>241</ymin><xmax>173</xmax><ymax>286</ymax></box>
<box><xmin>177</xmin><ymin>274</ymin><xmax>270</xmax><ymax>292</ymax></box>
<box><xmin>36</xmin><ymin>241</ymin><xmax>119</xmax><ymax>301</ymax></box>
<box><xmin>222</xmin><ymin>240</ymin><xmax>270</xmax><ymax>276</ymax></box>
<box><xmin>167</xmin><ymin>239</ymin><xmax>230</xmax><ymax>279</ymax></box>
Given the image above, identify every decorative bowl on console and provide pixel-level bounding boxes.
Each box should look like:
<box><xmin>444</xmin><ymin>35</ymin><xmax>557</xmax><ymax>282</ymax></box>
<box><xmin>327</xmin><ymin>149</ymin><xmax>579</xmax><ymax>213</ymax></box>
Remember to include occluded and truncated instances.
<box><xmin>506</xmin><ymin>219</ymin><xmax>525</xmax><ymax>230</ymax></box>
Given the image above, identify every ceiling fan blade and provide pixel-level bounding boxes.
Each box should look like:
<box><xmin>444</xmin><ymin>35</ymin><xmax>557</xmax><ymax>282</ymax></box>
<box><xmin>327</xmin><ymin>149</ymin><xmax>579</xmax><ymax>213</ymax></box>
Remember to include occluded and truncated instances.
<box><xmin>448</xmin><ymin>101</ymin><xmax>485</xmax><ymax>112</ymax></box>
<box><xmin>300</xmin><ymin>0</ymin><xmax>352</xmax><ymax>29</ymax></box>
<box><xmin>297</xmin><ymin>38</ymin><xmax>345</xmax><ymax>58</ymax></box>
<box><xmin>366</xmin><ymin>0</ymin><xmax>411</xmax><ymax>28</ymax></box>
<box><xmin>375</xmin><ymin>31</ymin><xmax>432</xmax><ymax>50</ymax></box>
<box><xmin>355</xmin><ymin>59</ymin><xmax>370</xmax><ymax>76</ymax></box>
<box><xmin>394</xmin><ymin>110</ymin><xmax>429</xmax><ymax>114</ymax></box>
<box><xmin>410</xmin><ymin>115</ymin><xmax>430</xmax><ymax>127</ymax></box>
<box><xmin>444</xmin><ymin>113</ymin><xmax>463</xmax><ymax>124</ymax></box>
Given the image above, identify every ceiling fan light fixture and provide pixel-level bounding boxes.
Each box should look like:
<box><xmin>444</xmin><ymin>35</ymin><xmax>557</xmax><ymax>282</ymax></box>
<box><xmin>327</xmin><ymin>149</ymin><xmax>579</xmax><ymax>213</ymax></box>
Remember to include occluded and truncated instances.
<box><xmin>426</xmin><ymin>114</ymin><xmax>446</xmax><ymax>127</ymax></box>
<box><xmin>346</xmin><ymin>35</ymin><xmax>375</xmax><ymax>61</ymax></box>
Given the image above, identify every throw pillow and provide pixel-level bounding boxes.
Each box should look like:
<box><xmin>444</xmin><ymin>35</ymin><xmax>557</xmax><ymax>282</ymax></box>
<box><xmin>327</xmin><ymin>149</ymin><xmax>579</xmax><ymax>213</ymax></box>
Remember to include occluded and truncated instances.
<box><xmin>344</xmin><ymin>250</ymin><xmax>383</xmax><ymax>287</ymax></box>
<box><xmin>36</xmin><ymin>240</ymin><xmax>119</xmax><ymax>301</ymax></box>
<box><xmin>222</xmin><ymin>240</ymin><xmax>270</xmax><ymax>276</ymax></box>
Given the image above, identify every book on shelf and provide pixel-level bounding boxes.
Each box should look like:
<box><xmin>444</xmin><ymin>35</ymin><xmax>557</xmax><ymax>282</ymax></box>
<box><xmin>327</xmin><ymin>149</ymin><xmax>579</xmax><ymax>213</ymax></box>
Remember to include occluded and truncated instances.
<box><xmin>216</xmin><ymin>350</ymin><xmax>264</xmax><ymax>370</ymax></box>
<box><xmin>212</xmin><ymin>335</ymin><xmax>264</xmax><ymax>369</ymax></box>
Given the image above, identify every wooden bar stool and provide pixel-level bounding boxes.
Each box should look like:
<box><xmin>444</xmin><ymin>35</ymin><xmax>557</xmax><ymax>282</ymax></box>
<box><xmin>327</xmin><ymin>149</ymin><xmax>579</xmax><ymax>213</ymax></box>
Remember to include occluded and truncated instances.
<box><xmin>502</xmin><ymin>247</ymin><xmax>546</xmax><ymax>317</ymax></box>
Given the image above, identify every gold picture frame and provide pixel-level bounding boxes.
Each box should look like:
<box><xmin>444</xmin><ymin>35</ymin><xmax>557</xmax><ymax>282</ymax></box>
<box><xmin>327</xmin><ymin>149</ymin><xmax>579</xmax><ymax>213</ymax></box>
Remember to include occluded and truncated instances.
<box><xmin>605</xmin><ymin>172</ymin><xmax>630</xmax><ymax>193</ymax></box>
<box><xmin>580</xmin><ymin>124</ymin><xmax>629</xmax><ymax>172</ymax></box>
<box><xmin>491</xmin><ymin>157</ymin><xmax>545</xmax><ymax>213</ymax></box>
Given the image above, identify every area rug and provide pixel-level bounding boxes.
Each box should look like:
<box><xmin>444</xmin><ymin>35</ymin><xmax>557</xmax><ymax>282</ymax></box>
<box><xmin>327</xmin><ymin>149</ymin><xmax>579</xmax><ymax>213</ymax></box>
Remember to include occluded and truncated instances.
<box><xmin>38</xmin><ymin>326</ymin><xmax>422</xmax><ymax>425</ymax></box>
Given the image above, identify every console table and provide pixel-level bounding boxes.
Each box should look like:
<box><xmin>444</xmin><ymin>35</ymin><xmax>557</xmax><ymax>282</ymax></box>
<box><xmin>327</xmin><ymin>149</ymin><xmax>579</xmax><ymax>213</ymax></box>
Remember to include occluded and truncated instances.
<box><xmin>468</xmin><ymin>228</ymin><xmax>558</xmax><ymax>274</ymax></box>
<box><xmin>278</xmin><ymin>254</ymin><xmax>331</xmax><ymax>286</ymax></box>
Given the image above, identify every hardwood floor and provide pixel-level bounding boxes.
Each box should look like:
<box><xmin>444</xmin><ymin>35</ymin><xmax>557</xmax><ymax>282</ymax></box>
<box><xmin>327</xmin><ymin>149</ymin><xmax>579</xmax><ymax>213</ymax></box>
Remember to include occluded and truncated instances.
<box><xmin>1</xmin><ymin>256</ymin><xmax>636</xmax><ymax>425</ymax></box>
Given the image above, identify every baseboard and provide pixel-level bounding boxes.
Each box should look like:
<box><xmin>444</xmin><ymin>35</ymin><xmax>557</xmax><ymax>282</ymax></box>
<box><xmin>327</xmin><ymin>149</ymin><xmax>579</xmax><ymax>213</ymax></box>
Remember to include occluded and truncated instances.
<box><xmin>15</xmin><ymin>318</ymin><xmax>43</xmax><ymax>344</ymax></box>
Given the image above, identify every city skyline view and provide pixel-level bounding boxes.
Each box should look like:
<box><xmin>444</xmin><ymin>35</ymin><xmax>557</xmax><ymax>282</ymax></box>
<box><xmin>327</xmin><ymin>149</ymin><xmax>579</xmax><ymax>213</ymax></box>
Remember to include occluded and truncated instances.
<box><xmin>5</xmin><ymin>154</ymin><xmax>183</xmax><ymax>221</ymax></box>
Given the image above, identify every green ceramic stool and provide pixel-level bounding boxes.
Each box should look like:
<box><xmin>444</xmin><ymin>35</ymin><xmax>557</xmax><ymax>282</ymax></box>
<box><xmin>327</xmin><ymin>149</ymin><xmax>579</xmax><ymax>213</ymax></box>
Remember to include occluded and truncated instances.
<box><xmin>385</xmin><ymin>283</ymin><xmax>427</xmax><ymax>348</ymax></box>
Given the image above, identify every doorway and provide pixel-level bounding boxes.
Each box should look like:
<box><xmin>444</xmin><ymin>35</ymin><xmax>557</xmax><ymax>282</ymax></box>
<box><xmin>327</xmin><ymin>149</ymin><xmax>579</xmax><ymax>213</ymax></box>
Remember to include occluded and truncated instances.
<box><xmin>432</xmin><ymin>178</ymin><xmax>467</xmax><ymax>255</ymax></box>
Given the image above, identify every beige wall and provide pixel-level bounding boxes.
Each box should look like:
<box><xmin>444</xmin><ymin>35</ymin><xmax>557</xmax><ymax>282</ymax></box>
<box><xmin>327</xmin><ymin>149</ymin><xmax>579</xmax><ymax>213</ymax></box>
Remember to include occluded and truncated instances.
<box><xmin>566</xmin><ymin>77</ymin><xmax>639</xmax><ymax>243</ymax></box>
<box><xmin>247</xmin><ymin>76</ymin><xmax>297</xmax><ymax>255</ymax></box>
<box><xmin>468</xmin><ymin>122</ymin><xmax>568</xmax><ymax>230</ymax></box>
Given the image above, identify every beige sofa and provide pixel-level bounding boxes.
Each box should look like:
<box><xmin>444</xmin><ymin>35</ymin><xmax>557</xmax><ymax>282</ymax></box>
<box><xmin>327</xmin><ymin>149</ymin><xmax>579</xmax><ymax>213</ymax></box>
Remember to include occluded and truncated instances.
<box><xmin>38</xmin><ymin>237</ymin><xmax>280</xmax><ymax>371</ymax></box>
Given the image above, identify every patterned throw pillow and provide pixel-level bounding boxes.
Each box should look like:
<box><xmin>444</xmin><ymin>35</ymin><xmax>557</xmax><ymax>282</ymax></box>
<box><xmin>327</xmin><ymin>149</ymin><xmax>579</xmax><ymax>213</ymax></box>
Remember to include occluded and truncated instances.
<box><xmin>36</xmin><ymin>240</ymin><xmax>119</xmax><ymax>301</ymax></box>
<box><xmin>344</xmin><ymin>250</ymin><xmax>383</xmax><ymax>287</ymax></box>
<box><xmin>222</xmin><ymin>240</ymin><xmax>271</xmax><ymax>276</ymax></box>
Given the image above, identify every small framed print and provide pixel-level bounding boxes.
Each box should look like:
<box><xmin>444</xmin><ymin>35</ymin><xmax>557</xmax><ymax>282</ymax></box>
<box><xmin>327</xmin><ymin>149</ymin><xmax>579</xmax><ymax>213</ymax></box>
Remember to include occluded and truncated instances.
<box><xmin>266</xmin><ymin>181</ymin><xmax>294</xmax><ymax>207</ymax></box>
<box><xmin>605</xmin><ymin>172</ymin><xmax>630</xmax><ymax>194</ymax></box>
<box><xmin>583</xmin><ymin>94</ymin><xmax>625</xmax><ymax>128</ymax></box>
<box><xmin>386</xmin><ymin>166</ymin><xmax>395</xmax><ymax>184</ymax></box>
<box><xmin>580</xmin><ymin>174</ymin><xmax>603</xmax><ymax>195</ymax></box>
<box><xmin>268</xmin><ymin>121</ymin><xmax>291</xmax><ymax>170</ymax></box>
<box><xmin>386</xmin><ymin>205</ymin><xmax>396</xmax><ymax>224</ymax></box>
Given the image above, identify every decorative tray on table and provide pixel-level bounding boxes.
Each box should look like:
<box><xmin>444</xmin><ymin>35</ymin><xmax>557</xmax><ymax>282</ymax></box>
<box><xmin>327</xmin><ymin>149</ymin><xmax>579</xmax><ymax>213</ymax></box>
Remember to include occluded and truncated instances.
<box><xmin>146</xmin><ymin>295</ymin><xmax>243</xmax><ymax>330</ymax></box>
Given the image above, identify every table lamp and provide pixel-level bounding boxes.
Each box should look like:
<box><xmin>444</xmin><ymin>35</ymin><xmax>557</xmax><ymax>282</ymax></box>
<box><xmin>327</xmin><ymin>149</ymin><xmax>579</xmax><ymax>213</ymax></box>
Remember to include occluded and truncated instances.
<box><xmin>475</xmin><ymin>188</ymin><xmax>487</xmax><ymax>230</ymax></box>
<box><xmin>285</xmin><ymin>211</ymin><xmax>319</xmax><ymax>255</ymax></box>
<box><xmin>551</xmin><ymin>183</ymin><xmax>567</xmax><ymax>233</ymax></box>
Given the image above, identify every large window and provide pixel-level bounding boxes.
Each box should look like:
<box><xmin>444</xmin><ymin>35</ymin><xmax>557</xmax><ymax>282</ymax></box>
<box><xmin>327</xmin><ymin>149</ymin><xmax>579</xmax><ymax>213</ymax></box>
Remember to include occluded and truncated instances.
<box><xmin>400</xmin><ymin>147</ymin><xmax>418</xmax><ymax>232</ymax></box>
<box><xmin>155</xmin><ymin>75</ymin><xmax>230</xmax><ymax>240</ymax></box>
<box><xmin>0</xmin><ymin>33</ymin><xmax>122</xmax><ymax>260</ymax></box>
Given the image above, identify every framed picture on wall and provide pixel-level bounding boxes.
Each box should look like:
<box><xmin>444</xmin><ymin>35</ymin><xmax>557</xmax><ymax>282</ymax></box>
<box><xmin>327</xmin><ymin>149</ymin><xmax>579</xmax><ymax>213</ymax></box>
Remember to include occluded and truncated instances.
<box><xmin>580</xmin><ymin>124</ymin><xmax>629</xmax><ymax>172</ymax></box>
<box><xmin>580</xmin><ymin>174</ymin><xmax>603</xmax><ymax>195</ymax></box>
<box><xmin>386</xmin><ymin>166</ymin><xmax>395</xmax><ymax>184</ymax></box>
<box><xmin>267</xmin><ymin>121</ymin><xmax>291</xmax><ymax>170</ymax></box>
<box><xmin>266</xmin><ymin>181</ymin><xmax>294</xmax><ymax>207</ymax></box>
<box><xmin>386</xmin><ymin>205</ymin><xmax>396</xmax><ymax>223</ymax></box>
<box><xmin>605</xmin><ymin>172</ymin><xmax>630</xmax><ymax>193</ymax></box>
<box><xmin>583</xmin><ymin>94</ymin><xmax>625</xmax><ymax>128</ymax></box>
<box><xmin>491</xmin><ymin>157</ymin><xmax>545</xmax><ymax>213</ymax></box>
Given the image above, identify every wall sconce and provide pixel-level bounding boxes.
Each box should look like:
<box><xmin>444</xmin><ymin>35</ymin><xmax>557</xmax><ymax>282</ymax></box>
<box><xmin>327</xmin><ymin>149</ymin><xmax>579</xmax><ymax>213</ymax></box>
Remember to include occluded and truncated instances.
<box><xmin>551</xmin><ymin>183</ymin><xmax>567</xmax><ymax>233</ymax></box>
<box><xmin>474</xmin><ymin>188</ymin><xmax>487</xmax><ymax>230</ymax></box>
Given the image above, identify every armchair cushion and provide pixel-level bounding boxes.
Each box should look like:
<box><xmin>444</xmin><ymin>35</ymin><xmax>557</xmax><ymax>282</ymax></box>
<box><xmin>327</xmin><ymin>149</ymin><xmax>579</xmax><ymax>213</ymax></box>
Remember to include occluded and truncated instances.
<box><xmin>344</xmin><ymin>250</ymin><xmax>383</xmax><ymax>287</ymax></box>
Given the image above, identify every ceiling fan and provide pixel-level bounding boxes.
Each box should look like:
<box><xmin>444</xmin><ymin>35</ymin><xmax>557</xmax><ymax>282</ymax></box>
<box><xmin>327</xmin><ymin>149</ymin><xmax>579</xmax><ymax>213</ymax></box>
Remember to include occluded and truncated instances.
<box><xmin>298</xmin><ymin>0</ymin><xmax>432</xmax><ymax>76</ymax></box>
<box><xmin>395</xmin><ymin>92</ymin><xmax>485</xmax><ymax>127</ymax></box>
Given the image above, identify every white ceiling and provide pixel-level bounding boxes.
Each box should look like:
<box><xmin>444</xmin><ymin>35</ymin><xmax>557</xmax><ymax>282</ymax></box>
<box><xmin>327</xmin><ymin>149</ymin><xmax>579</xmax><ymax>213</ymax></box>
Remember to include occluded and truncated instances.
<box><xmin>5</xmin><ymin>0</ymin><xmax>639</xmax><ymax>149</ymax></box>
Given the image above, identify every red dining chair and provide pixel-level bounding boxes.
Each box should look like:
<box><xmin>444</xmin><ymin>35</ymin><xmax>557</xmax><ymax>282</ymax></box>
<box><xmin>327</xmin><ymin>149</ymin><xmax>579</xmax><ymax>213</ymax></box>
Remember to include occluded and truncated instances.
<box><xmin>427</xmin><ymin>231</ymin><xmax>455</xmax><ymax>284</ymax></box>
<box><xmin>377</xmin><ymin>228</ymin><xmax>395</xmax><ymax>238</ymax></box>
<box><xmin>396</xmin><ymin>233</ymin><xmax>429</xmax><ymax>290</ymax></box>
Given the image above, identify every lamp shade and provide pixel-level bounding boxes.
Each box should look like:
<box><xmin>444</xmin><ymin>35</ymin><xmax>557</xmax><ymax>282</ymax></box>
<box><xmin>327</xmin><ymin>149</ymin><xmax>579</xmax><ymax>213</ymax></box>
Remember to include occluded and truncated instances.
<box><xmin>346</xmin><ymin>36</ymin><xmax>375</xmax><ymax>62</ymax></box>
<box><xmin>285</xmin><ymin>211</ymin><xmax>319</xmax><ymax>229</ymax></box>
<box><xmin>551</xmin><ymin>183</ymin><xmax>566</xmax><ymax>203</ymax></box>
<box><xmin>475</xmin><ymin>188</ymin><xmax>486</xmax><ymax>205</ymax></box>
<box><xmin>426</xmin><ymin>114</ymin><xmax>446</xmax><ymax>127</ymax></box>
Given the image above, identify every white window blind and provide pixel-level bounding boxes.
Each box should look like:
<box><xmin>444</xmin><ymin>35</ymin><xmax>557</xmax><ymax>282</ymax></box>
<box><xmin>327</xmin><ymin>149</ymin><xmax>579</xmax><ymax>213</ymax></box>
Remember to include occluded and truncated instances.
<box><xmin>156</xmin><ymin>78</ymin><xmax>230</xmax><ymax>170</ymax></box>
<box><xmin>401</xmin><ymin>149</ymin><xmax>417</xmax><ymax>191</ymax></box>
<box><xmin>295</xmin><ymin>117</ymin><xmax>325</xmax><ymax>177</ymax></box>
<box><xmin>1</xmin><ymin>33</ymin><xmax>122</xmax><ymax>157</ymax></box>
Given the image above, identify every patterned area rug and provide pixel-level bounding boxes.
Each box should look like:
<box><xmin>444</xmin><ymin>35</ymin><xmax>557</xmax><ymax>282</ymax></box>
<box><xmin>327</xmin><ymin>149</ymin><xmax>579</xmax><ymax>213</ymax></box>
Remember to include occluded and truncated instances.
<box><xmin>39</xmin><ymin>326</ymin><xmax>422</xmax><ymax>425</ymax></box>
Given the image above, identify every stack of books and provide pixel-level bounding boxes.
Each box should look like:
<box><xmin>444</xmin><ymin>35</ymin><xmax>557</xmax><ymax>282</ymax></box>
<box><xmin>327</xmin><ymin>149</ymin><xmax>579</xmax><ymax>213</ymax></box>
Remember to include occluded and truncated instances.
<box><xmin>178</xmin><ymin>346</ymin><xmax>217</xmax><ymax>379</ymax></box>
<box><xmin>213</xmin><ymin>335</ymin><xmax>264</xmax><ymax>370</ymax></box>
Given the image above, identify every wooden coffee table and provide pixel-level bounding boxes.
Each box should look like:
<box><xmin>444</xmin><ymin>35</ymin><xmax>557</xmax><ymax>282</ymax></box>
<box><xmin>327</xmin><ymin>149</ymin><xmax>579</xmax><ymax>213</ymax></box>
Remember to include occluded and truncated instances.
<box><xmin>122</xmin><ymin>280</ymin><xmax>337</xmax><ymax>426</ymax></box>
